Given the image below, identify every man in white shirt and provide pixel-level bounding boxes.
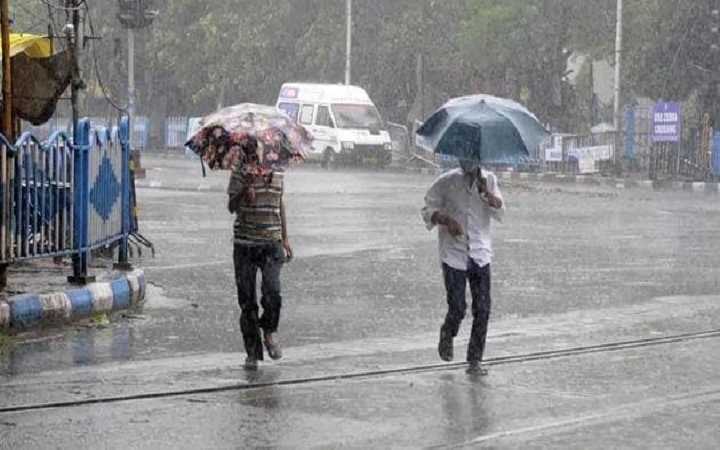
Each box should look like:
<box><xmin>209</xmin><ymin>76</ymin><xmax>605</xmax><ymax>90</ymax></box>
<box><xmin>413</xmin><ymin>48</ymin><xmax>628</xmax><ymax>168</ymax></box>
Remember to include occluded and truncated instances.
<box><xmin>422</xmin><ymin>159</ymin><xmax>505</xmax><ymax>375</ymax></box>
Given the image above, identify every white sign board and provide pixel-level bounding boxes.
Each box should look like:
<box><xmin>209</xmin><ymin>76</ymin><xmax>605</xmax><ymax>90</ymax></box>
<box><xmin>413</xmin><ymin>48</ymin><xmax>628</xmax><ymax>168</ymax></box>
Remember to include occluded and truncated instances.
<box><xmin>568</xmin><ymin>145</ymin><xmax>613</xmax><ymax>174</ymax></box>
<box><xmin>577</xmin><ymin>157</ymin><xmax>597</xmax><ymax>174</ymax></box>
<box><xmin>544</xmin><ymin>135</ymin><xmax>563</xmax><ymax>162</ymax></box>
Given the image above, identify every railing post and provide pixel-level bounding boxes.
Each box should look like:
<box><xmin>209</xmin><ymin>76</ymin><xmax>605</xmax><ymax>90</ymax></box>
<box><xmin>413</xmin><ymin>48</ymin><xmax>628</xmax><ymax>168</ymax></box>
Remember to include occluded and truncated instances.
<box><xmin>69</xmin><ymin>118</ymin><xmax>95</xmax><ymax>284</ymax></box>
<box><xmin>115</xmin><ymin>116</ymin><xmax>132</xmax><ymax>270</ymax></box>
<box><xmin>0</xmin><ymin>133</ymin><xmax>10</xmax><ymax>289</ymax></box>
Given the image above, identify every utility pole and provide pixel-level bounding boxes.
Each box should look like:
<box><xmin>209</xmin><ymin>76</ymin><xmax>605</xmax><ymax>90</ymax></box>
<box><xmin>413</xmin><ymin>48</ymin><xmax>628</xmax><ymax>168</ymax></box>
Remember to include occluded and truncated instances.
<box><xmin>127</xmin><ymin>27</ymin><xmax>135</xmax><ymax>143</ymax></box>
<box><xmin>0</xmin><ymin>0</ymin><xmax>11</xmax><ymax>289</ymax></box>
<box><xmin>710</xmin><ymin>2</ymin><xmax>720</xmax><ymax>124</ymax></box>
<box><xmin>613</xmin><ymin>0</ymin><xmax>624</xmax><ymax>172</ymax></box>
<box><xmin>1</xmin><ymin>0</ymin><xmax>11</xmax><ymax>140</ymax></box>
<box><xmin>69</xmin><ymin>0</ymin><xmax>82</xmax><ymax>142</ymax></box>
<box><xmin>67</xmin><ymin>0</ymin><xmax>95</xmax><ymax>284</ymax></box>
<box><xmin>344</xmin><ymin>0</ymin><xmax>352</xmax><ymax>85</ymax></box>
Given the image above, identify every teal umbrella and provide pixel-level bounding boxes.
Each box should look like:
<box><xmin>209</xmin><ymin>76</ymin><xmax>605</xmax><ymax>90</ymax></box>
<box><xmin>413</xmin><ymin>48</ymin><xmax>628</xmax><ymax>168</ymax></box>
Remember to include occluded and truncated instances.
<box><xmin>416</xmin><ymin>94</ymin><xmax>549</xmax><ymax>164</ymax></box>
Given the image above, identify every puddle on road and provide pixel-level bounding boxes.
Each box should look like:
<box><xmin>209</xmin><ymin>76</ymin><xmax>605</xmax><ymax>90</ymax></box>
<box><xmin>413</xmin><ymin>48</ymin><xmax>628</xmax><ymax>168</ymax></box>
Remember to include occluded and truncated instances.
<box><xmin>144</xmin><ymin>283</ymin><xmax>190</xmax><ymax>310</ymax></box>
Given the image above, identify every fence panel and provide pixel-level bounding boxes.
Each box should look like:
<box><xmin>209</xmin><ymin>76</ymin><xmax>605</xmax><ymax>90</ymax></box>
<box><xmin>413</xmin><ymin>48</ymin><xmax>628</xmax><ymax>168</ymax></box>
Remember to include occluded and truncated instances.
<box><xmin>8</xmin><ymin>133</ymin><xmax>74</xmax><ymax>261</ymax></box>
<box><xmin>131</xmin><ymin>116</ymin><xmax>150</xmax><ymax>150</ymax></box>
<box><xmin>1</xmin><ymin>116</ymin><xmax>132</xmax><ymax>275</ymax></box>
<box><xmin>88</xmin><ymin>126</ymin><xmax>125</xmax><ymax>247</ymax></box>
<box><xmin>165</xmin><ymin>116</ymin><xmax>188</xmax><ymax>148</ymax></box>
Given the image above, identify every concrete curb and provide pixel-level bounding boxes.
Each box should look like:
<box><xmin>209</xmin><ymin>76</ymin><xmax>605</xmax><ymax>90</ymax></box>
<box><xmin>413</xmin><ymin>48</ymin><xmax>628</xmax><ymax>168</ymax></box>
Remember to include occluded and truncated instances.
<box><xmin>0</xmin><ymin>270</ymin><xmax>145</xmax><ymax>331</ymax></box>
<box><xmin>135</xmin><ymin>163</ymin><xmax>719</xmax><ymax>195</ymax></box>
<box><xmin>491</xmin><ymin>170</ymin><xmax>719</xmax><ymax>193</ymax></box>
<box><xmin>135</xmin><ymin>180</ymin><xmax>227</xmax><ymax>193</ymax></box>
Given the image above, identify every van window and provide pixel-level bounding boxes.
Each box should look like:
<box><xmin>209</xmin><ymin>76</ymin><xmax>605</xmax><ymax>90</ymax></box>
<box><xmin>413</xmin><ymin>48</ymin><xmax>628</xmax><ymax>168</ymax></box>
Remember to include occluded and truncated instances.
<box><xmin>300</xmin><ymin>104</ymin><xmax>315</xmax><ymax>125</ymax></box>
<box><xmin>331</xmin><ymin>104</ymin><xmax>383</xmax><ymax>130</ymax></box>
<box><xmin>278</xmin><ymin>102</ymin><xmax>299</xmax><ymax>121</ymax></box>
<box><xmin>315</xmin><ymin>106</ymin><xmax>334</xmax><ymax>128</ymax></box>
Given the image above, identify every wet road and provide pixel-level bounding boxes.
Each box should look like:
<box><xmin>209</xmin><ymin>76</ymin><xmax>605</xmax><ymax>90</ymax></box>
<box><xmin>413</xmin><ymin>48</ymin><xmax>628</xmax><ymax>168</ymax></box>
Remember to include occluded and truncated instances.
<box><xmin>1</xmin><ymin>157</ymin><xmax>720</xmax><ymax>448</ymax></box>
<box><xmin>3</xmin><ymin>158</ymin><xmax>719</xmax><ymax>373</ymax></box>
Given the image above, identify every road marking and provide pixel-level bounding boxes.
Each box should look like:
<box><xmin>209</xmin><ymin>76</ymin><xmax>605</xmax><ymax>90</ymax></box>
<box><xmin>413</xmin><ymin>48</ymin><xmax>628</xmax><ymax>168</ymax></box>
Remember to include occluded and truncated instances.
<box><xmin>146</xmin><ymin>261</ymin><xmax>228</xmax><ymax>271</ymax></box>
<box><xmin>449</xmin><ymin>387</ymin><xmax>720</xmax><ymax>447</ymax></box>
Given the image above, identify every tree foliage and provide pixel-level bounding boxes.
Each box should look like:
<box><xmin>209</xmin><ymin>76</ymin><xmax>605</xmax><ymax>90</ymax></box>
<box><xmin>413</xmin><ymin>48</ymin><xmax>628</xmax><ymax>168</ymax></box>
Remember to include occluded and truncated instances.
<box><xmin>12</xmin><ymin>0</ymin><xmax>718</xmax><ymax>131</ymax></box>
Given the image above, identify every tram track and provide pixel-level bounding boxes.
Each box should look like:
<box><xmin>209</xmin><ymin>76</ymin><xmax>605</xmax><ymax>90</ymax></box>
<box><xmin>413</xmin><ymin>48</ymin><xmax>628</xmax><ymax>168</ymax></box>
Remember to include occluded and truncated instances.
<box><xmin>2</xmin><ymin>328</ymin><xmax>719</xmax><ymax>414</ymax></box>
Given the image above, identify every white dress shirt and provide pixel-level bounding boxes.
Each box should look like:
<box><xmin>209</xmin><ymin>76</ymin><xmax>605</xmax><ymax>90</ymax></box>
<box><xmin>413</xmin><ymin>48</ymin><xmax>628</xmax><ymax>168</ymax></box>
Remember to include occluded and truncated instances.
<box><xmin>422</xmin><ymin>168</ymin><xmax>505</xmax><ymax>271</ymax></box>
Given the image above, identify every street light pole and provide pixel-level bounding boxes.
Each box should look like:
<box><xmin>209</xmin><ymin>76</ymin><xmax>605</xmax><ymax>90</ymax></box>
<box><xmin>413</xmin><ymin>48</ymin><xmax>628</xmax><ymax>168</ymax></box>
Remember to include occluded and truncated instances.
<box><xmin>0</xmin><ymin>0</ymin><xmax>11</xmax><ymax>140</ymax></box>
<box><xmin>0</xmin><ymin>0</ymin><xmax>11</xmax><ymax>289</ymax></box>
<box><xmin>613</xmin><ymin>0</ymin><xmax>624</xmax><ymax>172</ymax></box>
<box><xmin>127</xmin><ymin>27</ymin><xmax>135</xmax><ymax>147</ymax></box>
<box><xmin>345</xmin><ymin>0</ymin><xmax>352</xmax><ymax>85</ymax></box>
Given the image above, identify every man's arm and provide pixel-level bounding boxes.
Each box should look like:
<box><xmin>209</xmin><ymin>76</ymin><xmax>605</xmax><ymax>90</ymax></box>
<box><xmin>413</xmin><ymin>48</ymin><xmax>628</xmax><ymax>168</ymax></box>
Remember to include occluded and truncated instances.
<box><xmin>421</xmin><ymin>177</ymin><xmax>464</xmax><ymax>236</ymax></box>
<box><xmin>227</xmin><ymin>163</ymin><xmax>245</xmax><ymax>214</ymax></box>
<box><xmin>485</xmin><ymin>174</ymin><xmax>505</xmax><ymax>223</ymax></box>
<box><xmin>280</xmin><ymin>197</ymin><xmax>293</xmax><ymax>260</ymax></box>
<box><xmin>228</xmin><ymin>192</ymin><xmax>242</xmax><ymax>214</ymax></box>
<box><xmin>421</xmin><ymin>177</ymin><xmax>444</xmax><ymax>230</ymax></box>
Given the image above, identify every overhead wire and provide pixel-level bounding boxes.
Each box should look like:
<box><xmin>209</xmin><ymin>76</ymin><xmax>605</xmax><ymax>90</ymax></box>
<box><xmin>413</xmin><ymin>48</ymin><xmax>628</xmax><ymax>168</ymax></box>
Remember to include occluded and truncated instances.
<box><xmin>37</xmin><ymin>0</ymin><xmax>84</xmax><ymax>12</ymax></box>
<box><xmin>12</xmin><ymin>2</ymin><xmax>50</xmax><ymax>33</ymax></box>
<box><xmin>82</xmin><ymin>0</ymin><xmax>128</xmax><ymax>113</ymax></box>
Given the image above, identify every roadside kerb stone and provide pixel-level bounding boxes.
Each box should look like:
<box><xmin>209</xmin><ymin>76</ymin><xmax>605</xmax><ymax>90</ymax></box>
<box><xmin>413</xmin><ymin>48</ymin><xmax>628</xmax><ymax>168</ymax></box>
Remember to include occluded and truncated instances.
<box><xmin>0</xmin><ymin>269</ymin><xmax>146</xmax><ymax>331</ymax></box>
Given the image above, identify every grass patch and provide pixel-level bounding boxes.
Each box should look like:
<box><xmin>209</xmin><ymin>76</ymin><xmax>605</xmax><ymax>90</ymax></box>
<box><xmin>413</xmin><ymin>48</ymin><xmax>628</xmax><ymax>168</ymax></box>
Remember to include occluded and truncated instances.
<box><xmin>91</xmin><ymin>312</ymin><xmax>110</xmax><ymax>327</ymax></box>
<box><xmin>0</xmin><ymin>330</ymin><xmax>13</xmax><ymax>355</ymax></box>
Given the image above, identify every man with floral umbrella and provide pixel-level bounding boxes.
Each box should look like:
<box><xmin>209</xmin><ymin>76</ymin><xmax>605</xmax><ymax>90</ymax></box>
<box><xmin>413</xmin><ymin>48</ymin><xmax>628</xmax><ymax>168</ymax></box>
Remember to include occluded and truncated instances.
<box><xmin>227</xmin><ymin>136</ymin><xmax>293</xmax><ymax>370</ymax></box>
<box><xmin>188</xmin><ymin>103</ymin><xmax>309</xmax><ymax>370</ymax></box>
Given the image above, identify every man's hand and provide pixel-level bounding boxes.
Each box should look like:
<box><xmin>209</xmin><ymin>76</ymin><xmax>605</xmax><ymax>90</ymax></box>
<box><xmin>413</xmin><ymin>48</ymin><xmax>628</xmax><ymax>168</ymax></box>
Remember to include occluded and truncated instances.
<box><xmin>445</xmin><ymin>218</ymin><xmax>464</xmax><ymax>237</ymax></box>
<box><xmin>485</xmin><ymin>192</ymin><xmax>503</xmax><ymax>209</ymax></box>
<box><xmin>283</xmin><ymin>239</ymin><xmax>294</xmax><ymax>262</ymax></box>
<box><xmin>432</xmin><ymin>212</ymin><xmax>464</xmax><ymax>237</ymax></box>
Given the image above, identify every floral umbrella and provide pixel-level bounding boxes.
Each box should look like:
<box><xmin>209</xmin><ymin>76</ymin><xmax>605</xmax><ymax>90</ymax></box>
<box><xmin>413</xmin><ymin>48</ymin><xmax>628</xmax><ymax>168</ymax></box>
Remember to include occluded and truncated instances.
<box><xmin>186</xmin><ymin>103</ymin><xmax>312</xmax><ymax>174</ymax></box>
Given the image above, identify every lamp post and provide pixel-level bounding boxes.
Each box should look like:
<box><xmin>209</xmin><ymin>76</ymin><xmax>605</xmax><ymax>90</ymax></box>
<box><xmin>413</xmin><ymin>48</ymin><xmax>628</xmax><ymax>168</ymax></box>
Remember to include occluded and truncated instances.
<box><xmin>613</xmin><ymin>0</ymin><xmax>624</xmax><ymax>174</ymax></box>
<box><xmin>345</xmin><ymin>0</ymin><xmax>352</xmax><ymax>85</ymax></box>
<box><xmin>0</xmin><ymin>0</ymin><xmax>11</xmax><ymax>140</ymax></box>
<box><xmin>117</xmin><ymin>0</ymin><xmax>158</xmax><ymax>148</ymax></box>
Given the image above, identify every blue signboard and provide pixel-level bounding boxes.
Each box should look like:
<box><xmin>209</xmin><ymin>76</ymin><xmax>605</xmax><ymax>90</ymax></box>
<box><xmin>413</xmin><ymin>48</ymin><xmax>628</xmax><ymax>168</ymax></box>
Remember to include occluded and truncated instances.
<box><xmin>652</xmin><ymin>102</ymin><xmax>681</xmax><ymax>142</ymax></box>
<box><xmin>624</xmin><ymin>107</ymin><xmax>636</xmax><ymax>159</ymax></box>
<box><xmin>712</xmin><ymin>132</ymin><xmax>720</xmax><ymax>177</ymax></box>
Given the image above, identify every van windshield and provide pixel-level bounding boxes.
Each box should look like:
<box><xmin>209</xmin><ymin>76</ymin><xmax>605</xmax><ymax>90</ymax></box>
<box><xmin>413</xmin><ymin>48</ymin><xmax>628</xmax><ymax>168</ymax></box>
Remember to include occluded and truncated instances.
<box><xmin>331</xmin><ymin>104</ymin><xmax>383</xmax><ymax>130</ymax></box>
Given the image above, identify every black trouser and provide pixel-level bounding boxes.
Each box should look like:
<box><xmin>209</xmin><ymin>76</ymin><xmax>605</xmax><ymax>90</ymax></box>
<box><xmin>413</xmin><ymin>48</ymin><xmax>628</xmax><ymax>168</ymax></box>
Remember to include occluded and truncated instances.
<box><xmin>442</xmin><ymin>260</ymin><xmax>492</xmax><ymax>362</ymax></box>
<box><xmin>234</xmin><ymin>242</ymin><xmax>284</xmax><ymax>360</ymax></box>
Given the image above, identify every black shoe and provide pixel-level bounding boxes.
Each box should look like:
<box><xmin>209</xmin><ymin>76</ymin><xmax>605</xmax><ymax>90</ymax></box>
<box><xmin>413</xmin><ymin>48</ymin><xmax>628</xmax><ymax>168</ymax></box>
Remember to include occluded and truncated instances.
<box><xmin>244</xmin><ymin>356</ymin><xmax>258</xmax><ymax>371</ymax></box>
<box><xmin>438</xmin><ymin>328</ymin><xmax>453</xmax><ymax>362</ymax></box>
<box><xmin>466</xmin><ymin>361</ymin><xmax>487</xmax><ymax>375</ymax></box>
<box><xmin>263</xmin><ymin>333</ymin><xmax>283</xmax><ymax>360</ymax></box>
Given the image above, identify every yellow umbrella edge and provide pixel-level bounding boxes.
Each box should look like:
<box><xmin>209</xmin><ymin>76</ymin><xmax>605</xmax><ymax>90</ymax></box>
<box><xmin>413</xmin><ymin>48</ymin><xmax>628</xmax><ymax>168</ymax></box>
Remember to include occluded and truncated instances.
<box><xmin>1</xmin><ymin>32</ymin><xmax>53</xmax><ymax>58</ymax></box>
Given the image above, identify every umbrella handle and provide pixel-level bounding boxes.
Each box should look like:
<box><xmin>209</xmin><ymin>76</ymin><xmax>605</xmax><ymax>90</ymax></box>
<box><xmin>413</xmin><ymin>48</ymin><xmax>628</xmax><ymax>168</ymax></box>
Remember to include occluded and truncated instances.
<box><xmin>200</xmin><ymin>157</ymin><xmax>207</xmax><ymax>177</ymax></box>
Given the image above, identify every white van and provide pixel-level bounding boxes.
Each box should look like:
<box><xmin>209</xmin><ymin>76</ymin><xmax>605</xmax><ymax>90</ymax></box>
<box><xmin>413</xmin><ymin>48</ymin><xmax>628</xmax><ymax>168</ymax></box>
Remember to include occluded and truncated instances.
<box><xmin>276</xmin><ymin>82</ymin><xmax>393</xmax><ymax>167</ymax></box>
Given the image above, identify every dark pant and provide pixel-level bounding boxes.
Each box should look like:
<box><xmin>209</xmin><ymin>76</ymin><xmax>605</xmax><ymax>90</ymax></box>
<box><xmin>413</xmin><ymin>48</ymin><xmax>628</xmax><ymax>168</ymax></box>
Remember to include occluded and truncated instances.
<box><xmin>234</xmin><ymin>242</ymin><xmax>284</xmax><ymax>360</ymax></box>
<box><xmin>442</xmin><ymin>260</ymin><xmax>492</xmax><ymax>362</ymax></box>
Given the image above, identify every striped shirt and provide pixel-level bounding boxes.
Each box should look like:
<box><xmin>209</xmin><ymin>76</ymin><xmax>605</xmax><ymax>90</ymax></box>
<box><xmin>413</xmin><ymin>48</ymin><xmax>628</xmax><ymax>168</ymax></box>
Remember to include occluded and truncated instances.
<box><xmin>228</xmin><ymin>168</ymin><xmax>284</xmax><ymax>243</ymax></box>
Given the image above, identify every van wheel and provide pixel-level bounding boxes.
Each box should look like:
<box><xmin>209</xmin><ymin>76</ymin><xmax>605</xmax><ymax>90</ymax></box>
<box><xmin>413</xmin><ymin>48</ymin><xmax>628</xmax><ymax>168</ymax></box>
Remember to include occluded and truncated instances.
<box><xmin>321</xmin><ymin>149</ymin><xmax>335</xmax><ymax>169</ymax></box>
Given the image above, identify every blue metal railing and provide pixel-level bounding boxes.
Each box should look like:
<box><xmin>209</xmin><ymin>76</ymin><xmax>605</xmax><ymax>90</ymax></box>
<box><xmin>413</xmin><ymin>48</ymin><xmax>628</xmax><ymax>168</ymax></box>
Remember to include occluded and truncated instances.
<box><xmin>713</xmin><ymin>132</ymin><xmax>720</xmax><ymax>178</ymax></box>
<box><xmin>0</xmin><ymin>117</ymin><xmax>132</xmax><ymax>280</ymax></box>
<box><xmin>11</xmin><ymin>131</ymin><xmax>74</xmax><ymax>260</ymax></box>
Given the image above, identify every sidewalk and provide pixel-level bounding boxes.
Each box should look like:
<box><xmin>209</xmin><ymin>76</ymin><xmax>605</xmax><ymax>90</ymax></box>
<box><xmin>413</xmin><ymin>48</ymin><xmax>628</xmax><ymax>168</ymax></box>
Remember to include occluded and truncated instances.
<box><xmin>1</xmin><ymin>294</ymin><xmax>719</xmax><ymax>448</ymax></box>
<box><xmin>138</xmin><ymin>153</ymin><xmax>720</xmax><ymax>195</ymax></box>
